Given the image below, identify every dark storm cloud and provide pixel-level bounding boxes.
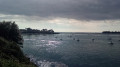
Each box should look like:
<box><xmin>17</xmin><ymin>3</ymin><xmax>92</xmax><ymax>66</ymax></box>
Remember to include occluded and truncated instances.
<box><xmin>0</xmin><ymin>0</ymin><xmax>120</xmax><ymax>20</ymax></box>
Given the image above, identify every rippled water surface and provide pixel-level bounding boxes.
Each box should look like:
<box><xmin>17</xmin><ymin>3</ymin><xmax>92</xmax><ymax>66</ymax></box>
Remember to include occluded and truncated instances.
<box><xmin>21</xmin><ymin>33</ymin><xmax>120</xmax><ymax>67</ymax></box>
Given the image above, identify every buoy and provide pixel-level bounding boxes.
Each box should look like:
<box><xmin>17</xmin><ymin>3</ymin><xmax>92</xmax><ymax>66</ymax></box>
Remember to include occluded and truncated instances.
<box><xmin>92</xmin><ymin>39</ymin><xmax>95</xmax><ymax>42</ymax></box>
<box><xmin>77</xmin><ymin>39</ymin><xmax>80</xmax><ymax>42</ymax></box>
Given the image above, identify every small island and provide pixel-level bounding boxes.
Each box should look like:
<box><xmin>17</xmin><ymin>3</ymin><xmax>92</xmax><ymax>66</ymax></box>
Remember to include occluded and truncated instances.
<box><xmin>102</xmin><ymin>31</ymin><xmax>120</xmax><ymax>34</ymax></box>
<box><xmin>20</xmin><ymin>28</ymin><xmax>59</xmax><ymax>34</ymax></box>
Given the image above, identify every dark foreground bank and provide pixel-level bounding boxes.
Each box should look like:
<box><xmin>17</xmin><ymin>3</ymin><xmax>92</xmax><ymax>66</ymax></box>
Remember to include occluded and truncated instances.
<box><xmin>0</xmin><ymin>37</ymin><xmax>37</xmax><ymax>67</ymax></box>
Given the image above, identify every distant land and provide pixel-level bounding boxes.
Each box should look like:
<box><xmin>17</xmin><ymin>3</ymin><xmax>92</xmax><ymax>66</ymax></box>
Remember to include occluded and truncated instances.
<box><xmin>20</xmin><ymin>28</ymin><xmax>120</xmax><ymax>34</ymax></box>
<box><xmin>102</xmin><ymin>31</ymin><xmax>120</xmax><ymax>34</ymax></box>
<box><xmin>20</xmin><ymin>28</ymin><xmax>59</xmax><ymax>34</ymax></box>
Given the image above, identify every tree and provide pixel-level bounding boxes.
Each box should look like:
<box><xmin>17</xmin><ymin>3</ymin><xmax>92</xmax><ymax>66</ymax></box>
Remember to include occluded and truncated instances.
<box><xmin>0</xmin><ymin>21</ymin><xmax>23</xmax><ymax>44</ymax></box>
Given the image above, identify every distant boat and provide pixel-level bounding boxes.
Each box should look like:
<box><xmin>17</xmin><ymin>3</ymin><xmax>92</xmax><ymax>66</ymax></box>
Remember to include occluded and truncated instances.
<box><xmin>108</xmin><ymin>38</ymin><xmax>112</xmax><ymax>40</ymax></box>
<box><xmin>108</xmin><ymin>41</ymin><xmax>114</xmax><ymax>45</ymax></box>
<box><xmin>60</xmin><ymin>39</ymin><xmax>62</xmax><ymax>40</ymax></box>
<box><xmin>92</xmin><ymin>39</ymin><xmax>95</xmax><ymax>42</ymax></box>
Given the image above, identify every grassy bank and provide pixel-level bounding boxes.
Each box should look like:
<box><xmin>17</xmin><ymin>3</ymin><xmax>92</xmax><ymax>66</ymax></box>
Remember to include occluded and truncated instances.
<box><xmin>0</xmin><ymin>37</ymin><xmax>37</xmax><ymax>67</ymax></box>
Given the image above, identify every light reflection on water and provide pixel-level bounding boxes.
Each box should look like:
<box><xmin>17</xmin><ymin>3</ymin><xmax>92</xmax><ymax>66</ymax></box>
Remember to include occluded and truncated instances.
<box><xmin>21</xmin><ymin>33</ymin><xmax>120</xmax><ymax>67</ymax></box>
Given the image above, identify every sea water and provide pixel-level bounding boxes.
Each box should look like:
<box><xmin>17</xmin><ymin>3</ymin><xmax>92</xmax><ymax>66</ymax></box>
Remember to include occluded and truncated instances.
<box><xmin>21</xmin><ymin>33</ymin><xmax>120</xmax><ymax>67</ymax></box>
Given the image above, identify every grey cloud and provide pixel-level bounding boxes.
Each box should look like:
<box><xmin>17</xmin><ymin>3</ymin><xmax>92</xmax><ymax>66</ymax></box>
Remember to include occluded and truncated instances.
<box><xmin>0</xmin><ymin>0</ymin><xmax>120</xmax><ymax>20</ymax></box>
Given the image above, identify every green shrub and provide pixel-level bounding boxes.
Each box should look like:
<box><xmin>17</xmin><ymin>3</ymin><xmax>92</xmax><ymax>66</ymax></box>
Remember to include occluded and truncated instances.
<box><xmin>0</xmin><ymin>21</ymin><xmax>37</xmax><ymax>67</ymax></box>
<box><xmin>0</xmin><ymin>21</ymin><xmax>23</xmax><ymax>44</ymax></box>
<box><xmin>0</xmin><ymin>37</ymin><xmax>37</xmax><ymax>67</ymax></box>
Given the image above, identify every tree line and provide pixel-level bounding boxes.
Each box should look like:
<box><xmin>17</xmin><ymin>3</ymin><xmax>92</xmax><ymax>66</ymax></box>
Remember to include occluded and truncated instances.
<box><xmin>0</xmin><ymin>21</ymin><xmax>23</xmax><ymax>44</ymax></box>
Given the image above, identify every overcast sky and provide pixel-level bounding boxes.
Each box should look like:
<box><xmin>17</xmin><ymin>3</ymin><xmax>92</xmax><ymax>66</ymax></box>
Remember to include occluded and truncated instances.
<box><xmin>0</xmin><ymin>0</ymin><xmax>120</xmax><ymax>32</ymax></box>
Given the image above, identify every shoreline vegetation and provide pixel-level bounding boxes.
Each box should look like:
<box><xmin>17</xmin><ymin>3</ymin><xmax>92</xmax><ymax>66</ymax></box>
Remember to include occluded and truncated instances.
<box><xmin>20</xmin><ymin>28</ymin><xmax>59</xmax><ymax>34</ymax></box>
<box><xmin>0</xmin><ymin>21</ymin><xmax>37</xmax><ymax>67</ymax></box>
